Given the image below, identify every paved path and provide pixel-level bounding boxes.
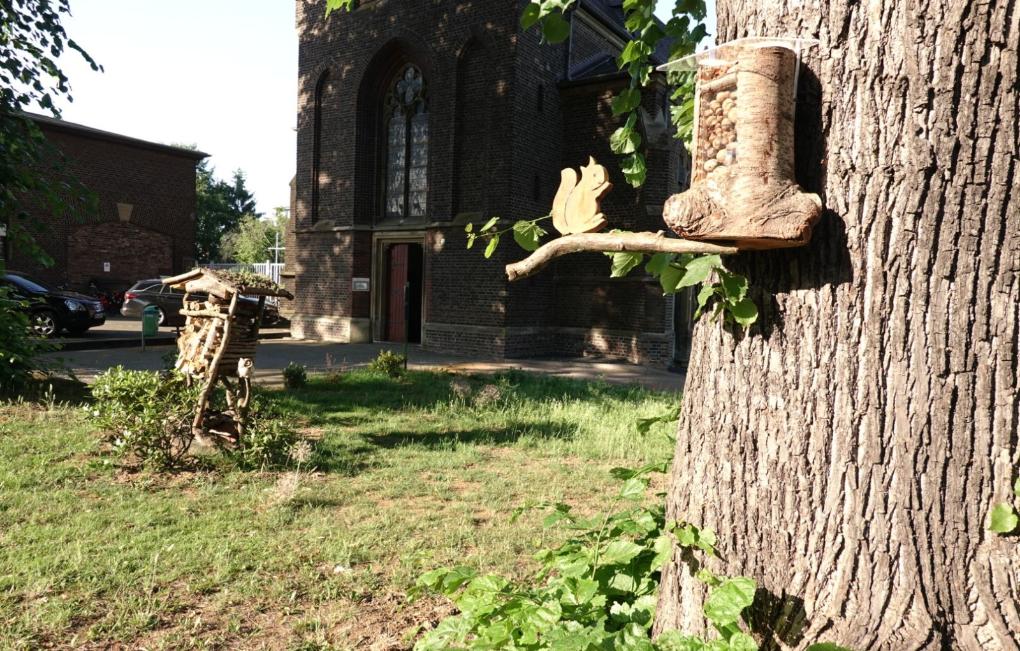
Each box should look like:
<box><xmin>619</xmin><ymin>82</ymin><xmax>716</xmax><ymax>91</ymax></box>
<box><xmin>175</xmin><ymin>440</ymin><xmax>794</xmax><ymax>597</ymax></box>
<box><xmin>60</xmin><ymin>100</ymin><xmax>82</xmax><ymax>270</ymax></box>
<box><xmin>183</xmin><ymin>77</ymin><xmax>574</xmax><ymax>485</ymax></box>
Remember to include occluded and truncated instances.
<box><xmin>46</xmin><ymin>339</ymin><xmax>685</xmax><ymax>392</ymax></box>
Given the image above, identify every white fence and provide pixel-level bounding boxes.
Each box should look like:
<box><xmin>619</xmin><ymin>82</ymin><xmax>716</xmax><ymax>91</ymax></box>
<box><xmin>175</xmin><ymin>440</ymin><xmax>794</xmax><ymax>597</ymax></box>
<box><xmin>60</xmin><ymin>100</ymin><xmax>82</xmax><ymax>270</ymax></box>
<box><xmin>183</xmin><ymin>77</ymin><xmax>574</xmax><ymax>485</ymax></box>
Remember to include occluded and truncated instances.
<box><xmin>205</xmin><ymin>262</ymin><xmax>285</xmax><ymax>302</ymax></box>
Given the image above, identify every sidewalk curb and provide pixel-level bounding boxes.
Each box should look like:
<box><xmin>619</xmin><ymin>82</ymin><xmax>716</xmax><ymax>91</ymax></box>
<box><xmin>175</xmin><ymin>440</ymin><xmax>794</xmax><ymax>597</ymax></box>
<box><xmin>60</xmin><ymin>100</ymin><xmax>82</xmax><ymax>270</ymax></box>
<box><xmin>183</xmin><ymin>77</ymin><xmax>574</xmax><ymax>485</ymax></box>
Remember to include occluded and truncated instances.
<box><xmin>56</xmin><ymin>331</ymin><xmax>290</xmax><ymax>352</ymax></box>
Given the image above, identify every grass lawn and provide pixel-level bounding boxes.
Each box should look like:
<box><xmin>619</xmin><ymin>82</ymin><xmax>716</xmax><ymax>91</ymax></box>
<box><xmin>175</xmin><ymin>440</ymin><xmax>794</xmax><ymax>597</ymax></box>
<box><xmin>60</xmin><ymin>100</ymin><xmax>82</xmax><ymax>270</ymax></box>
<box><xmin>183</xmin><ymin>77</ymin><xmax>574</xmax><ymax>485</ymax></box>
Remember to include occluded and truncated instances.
<box><xmin>0</xmin><ymin>369</ymin><xmax>677</xmax><ymax>650</ymax></box>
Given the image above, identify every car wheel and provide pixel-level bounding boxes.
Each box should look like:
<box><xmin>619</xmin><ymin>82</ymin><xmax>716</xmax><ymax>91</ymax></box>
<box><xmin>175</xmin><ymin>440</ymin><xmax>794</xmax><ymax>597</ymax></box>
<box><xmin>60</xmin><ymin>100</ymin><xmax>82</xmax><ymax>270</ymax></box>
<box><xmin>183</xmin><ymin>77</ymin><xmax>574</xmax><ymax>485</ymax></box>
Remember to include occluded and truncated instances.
<box><xmin>31</xmin><ymin>310</ymin><xmax>59</xmax><ymax>338</ymax></box>
<box><xmin>155</xmin><ymin>306</ymin><xmax>166</xmax><ymax>326</ymax></box>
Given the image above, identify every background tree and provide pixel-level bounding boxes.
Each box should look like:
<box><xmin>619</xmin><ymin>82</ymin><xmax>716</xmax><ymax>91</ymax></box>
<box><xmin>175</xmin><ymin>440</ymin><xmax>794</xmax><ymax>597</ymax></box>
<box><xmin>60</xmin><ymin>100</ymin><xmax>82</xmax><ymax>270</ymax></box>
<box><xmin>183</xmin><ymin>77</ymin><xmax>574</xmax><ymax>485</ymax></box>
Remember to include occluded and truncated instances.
<box><xmin>194</xmin><ymin>161</ymin><xmax>261</xmax><ymax>262</ymax></box>
<box><xmin>220</xmin><ymin>208</ymin><xmax>287</xmax><ymax>264</ymax></box>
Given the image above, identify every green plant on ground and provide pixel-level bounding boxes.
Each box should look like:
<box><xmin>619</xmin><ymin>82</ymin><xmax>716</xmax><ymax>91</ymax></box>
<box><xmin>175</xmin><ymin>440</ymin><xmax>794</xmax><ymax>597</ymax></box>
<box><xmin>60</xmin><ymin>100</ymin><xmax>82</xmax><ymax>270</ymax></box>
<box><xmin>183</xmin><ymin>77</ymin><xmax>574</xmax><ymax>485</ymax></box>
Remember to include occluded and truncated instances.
<box><xmin>89</xmin><ymin>367</ymin><xmax>200</xmax><ymax>470</ymax></box>
<box><xmin>283</xmin><ymin>362</ymin><xmax>308</xmax><ymax>389</ymax></box>
<box><xmin>227</xmin><ymin>394</ymin><xmax>300</xmax><ymax>470</ymax></box>
<box><xmin>369</xmin><ymin>350</ymin><xmax>407</xmax><ymax>378</ymax></box>
<box><xmin>413</xmin><ymin>458</ymin><xmax>766</xmax><ymax>650</ymax></box>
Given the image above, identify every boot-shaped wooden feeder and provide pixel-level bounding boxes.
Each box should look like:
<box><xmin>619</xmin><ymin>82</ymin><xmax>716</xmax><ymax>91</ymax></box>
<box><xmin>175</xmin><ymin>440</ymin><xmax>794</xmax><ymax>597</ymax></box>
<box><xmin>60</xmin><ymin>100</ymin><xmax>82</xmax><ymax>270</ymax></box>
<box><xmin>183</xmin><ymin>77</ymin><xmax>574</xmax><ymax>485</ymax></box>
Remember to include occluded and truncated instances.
<box><xmin>660</xmin><ymin>38</ymin><xmax>823</xmax><ymax>249</ymax></box>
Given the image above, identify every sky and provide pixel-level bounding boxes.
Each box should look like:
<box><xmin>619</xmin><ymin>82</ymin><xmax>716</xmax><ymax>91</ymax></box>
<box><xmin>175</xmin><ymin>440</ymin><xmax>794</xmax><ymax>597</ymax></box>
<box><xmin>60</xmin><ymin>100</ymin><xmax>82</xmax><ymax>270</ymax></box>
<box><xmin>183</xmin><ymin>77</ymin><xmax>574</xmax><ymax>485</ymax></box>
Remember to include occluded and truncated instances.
<box><xmin>49</xmin><ymin>1</ymin><xmax>715</xmax><ymax>217</ymax></box>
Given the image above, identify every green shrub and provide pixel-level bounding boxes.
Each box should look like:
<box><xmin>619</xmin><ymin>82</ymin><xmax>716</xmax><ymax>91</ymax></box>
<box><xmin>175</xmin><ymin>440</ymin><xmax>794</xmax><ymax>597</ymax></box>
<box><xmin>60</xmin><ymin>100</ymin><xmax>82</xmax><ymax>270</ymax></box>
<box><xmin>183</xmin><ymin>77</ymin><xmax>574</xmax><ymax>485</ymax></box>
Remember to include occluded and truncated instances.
<box><xmin>283</xmin><ymin>362</ymin><xmax>307</xmax><ymax>389</ymax></box>
<box><xmin>413</xmin><ymin>461</ymin><xmax>761</xmax><ymax>651</ymax></box>
<box><xmin>90</xmin><ymin>367</ymin><xmax>200</xmax><ymax>469</ymax></box>
<box><xmin>368</xmin><ymin>350</ymin><xmax>406</xmax><ymax>378</ymax></box>
<box><xmin>0</xmin><ymin>285</ymin><xmax>56</xmax><ymax>395</ymax></box>
<box><xmin>229</xmin><ymin>395</ymin><xmax>300</xmax><ymax>470</ymax></box>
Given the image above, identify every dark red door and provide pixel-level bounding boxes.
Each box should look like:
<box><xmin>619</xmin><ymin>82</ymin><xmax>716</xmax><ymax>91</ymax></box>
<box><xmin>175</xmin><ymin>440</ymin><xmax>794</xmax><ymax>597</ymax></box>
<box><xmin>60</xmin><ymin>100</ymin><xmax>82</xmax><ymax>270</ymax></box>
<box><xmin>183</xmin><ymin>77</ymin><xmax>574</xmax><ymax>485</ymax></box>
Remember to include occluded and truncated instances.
<box><xmin>386</xmin><ymin>244</ymin><xmax>409</xmax><ymax>342</ymax></box>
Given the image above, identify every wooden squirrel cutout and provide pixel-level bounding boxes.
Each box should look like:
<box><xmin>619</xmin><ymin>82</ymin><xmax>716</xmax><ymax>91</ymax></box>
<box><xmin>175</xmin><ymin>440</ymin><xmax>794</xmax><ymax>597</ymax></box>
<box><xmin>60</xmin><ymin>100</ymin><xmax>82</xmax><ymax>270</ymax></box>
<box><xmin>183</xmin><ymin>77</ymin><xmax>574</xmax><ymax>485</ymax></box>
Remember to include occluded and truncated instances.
<box><xmin>551</xmin><ymin>157</ymin><xmax>612</xmax><ymax>235</ymax></box>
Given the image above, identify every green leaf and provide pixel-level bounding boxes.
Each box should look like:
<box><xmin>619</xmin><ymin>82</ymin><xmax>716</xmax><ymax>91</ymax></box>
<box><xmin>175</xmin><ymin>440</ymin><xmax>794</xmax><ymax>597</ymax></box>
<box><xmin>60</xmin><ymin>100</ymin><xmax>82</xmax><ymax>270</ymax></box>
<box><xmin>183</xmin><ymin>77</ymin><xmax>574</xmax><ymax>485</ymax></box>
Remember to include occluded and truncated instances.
<box><xmin>988</xmin><ymin>503</ymin><xmax>1019</xmax><ymax>533</ymax></box>
<box><xmin>440</xmin><ymin>566</ymin><xmax>478</xmax><ymax>593</ymax></box>
<box><xmin>542</xmin><ymin>13</ymin><xmax>571</xmax><ymax>43</ymax></box>
<box><xmin>612</xmin><ymin>87</ymin><xmax>642</xmax><ymax>116</ymax></box>
<box><xmin>560</xmin><ymin>576</ymin><xmax>599</xmax><ymax>606</ymax></box>
<box><xmin>610</xmin><ymin>125</ymin><xmax>642</xmax><ymax>155</ymax></box>
<box><xmin>484</xmin><ymin>234</ymin><xmax>500</xmax><ymax>259</ymax></box>
<box><xmin>659</xmin><ymin>264</ymin><xmax>684</xmax><ymax>293</ymax></box>
<box><xmin>651</xmin><ymin>534</ymin><xmax>673</xmax><ymax>570</ymax></box>
<box><xmin>703</xmin><ymin>577</ymin><xmax>756</xmax><ymax>628</ymax></box>
<box><xmin>677</xmin><ymin>254</ymin><xmax>722</xmax><ymax>289</ymax></box>
<box><xmin>610</xmin><ymin>252</ymin><xmax>644</xmax><ymax>278</ymax></box>
<box><xmin>512</xmin><ymin>220</ymin><xmax>547</xmax><ymax>252</ymax></box>
<box><xmin>620</xmin><ymin>152</ymin><xmax>647</xmax><ymax>187</ymax></box>
<box><xmin>618</xmin><ymin>476</ymin><xmax>649</xmax><ymax>500</ymax></box>
<box><xmin>655</xmin><ymin>631</ymin><xmax>710</xmax><ymax>650</ymax></box>
<box><xmin>1014</xmin><ymin>477</ymin><xmax>1020</xmax><ymax>497</ymax></box>
<box><xmin>480</xmin><ymin>216</ymin><xmax>499</xmax><ymax>232</ymax></box>
<box><xmin>718</xmin><ymin>271</ymin><xmax>748</xmax><ymax>304</ymax></box>
<box><xmin>645</xmin><ymin>253</ymin><xmax>674</xmax><ymax>276</ymax></box>
<box><xmin>464</xmin><ymin>222</ymin><xmax>473</xmax><ymax>233</ymax></box>
<box><xmin>726</xmin><ymin>632</ymin><xmax>759</xmax><ymax>650</ymax></box>
<box><xmin>728</xmin><ymin>299</ymin><xmax>758</xmax><ymax>328</ymax></box>
<box><xmin>520</xmin><ymin>2</ymin><xmax>542</xmax><ymax>28</ymax></box>
<box><xmin>601</xmin><ymin>539</ymin><xmax>644</xmax><ymax>565</ymax></box>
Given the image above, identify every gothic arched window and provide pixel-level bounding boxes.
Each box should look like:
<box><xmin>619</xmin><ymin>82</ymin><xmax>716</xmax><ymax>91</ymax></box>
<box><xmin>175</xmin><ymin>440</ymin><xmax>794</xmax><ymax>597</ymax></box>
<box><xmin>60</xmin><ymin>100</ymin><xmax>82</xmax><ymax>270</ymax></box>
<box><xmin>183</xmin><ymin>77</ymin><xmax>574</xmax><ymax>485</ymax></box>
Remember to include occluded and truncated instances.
<box><xmin>383</xmin><ymin>65</ymin><xmax>428</xmax><ymax>220</ymax></box>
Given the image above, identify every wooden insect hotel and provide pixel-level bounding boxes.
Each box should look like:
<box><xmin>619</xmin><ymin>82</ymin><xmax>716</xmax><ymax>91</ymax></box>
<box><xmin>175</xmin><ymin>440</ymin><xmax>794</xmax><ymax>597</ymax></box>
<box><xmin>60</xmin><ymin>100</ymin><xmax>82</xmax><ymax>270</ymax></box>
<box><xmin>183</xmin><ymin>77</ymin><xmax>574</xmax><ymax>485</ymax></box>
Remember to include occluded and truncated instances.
<box><xmin>161</xmin><ymin>268</ymin><xmax>293</xmax><ymax>444</ymax></box>
<box><xmin>660</xmin><ymin>37</ymin><xmax>823</xmax><ymax>249</ymax></box>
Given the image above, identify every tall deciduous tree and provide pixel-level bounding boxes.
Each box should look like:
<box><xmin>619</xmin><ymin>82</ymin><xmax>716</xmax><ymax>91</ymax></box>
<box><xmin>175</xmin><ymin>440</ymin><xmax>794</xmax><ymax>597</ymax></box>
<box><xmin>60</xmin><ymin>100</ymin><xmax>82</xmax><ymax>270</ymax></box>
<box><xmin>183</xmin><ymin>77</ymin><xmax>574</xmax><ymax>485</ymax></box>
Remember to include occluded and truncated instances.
<box><xmin>654</xmin><ymin>1</ymin><xmax>1020</xmax><ymax>647</ymax></box>
<box><xmin>194</xmin><ymin>160</ymin><xmax>261</xmax><ymax>262</ymax></box>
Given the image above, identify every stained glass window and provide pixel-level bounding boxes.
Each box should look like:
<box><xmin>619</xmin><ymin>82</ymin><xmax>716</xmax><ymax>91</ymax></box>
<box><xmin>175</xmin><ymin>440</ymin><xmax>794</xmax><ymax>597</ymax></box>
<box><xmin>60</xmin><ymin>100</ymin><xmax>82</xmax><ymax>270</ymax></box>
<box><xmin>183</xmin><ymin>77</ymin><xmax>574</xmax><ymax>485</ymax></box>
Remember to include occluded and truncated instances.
<box><xmin>383</xmin><ymin>65</ymin><xmax>428</xmax><ymax>221</ymax></box>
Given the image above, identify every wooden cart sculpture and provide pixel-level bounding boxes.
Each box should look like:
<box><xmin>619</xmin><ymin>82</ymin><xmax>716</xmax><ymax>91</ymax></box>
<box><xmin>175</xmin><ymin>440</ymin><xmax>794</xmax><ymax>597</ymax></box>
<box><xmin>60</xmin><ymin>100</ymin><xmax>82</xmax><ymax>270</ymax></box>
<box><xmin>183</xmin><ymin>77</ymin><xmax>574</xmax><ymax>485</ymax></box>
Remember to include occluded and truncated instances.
<box><xmin>161</xmin><ymin>268</ymin><xmax>293</xmax><ymax>444</ymax></box>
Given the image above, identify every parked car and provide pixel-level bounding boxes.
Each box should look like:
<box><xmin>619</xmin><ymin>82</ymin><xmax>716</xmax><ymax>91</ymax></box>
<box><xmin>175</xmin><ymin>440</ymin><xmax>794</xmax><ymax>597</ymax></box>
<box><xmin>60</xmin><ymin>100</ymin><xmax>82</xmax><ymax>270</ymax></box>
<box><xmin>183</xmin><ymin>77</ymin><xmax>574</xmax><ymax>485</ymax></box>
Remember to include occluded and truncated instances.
<box><xmin>1</xmin><ymin>272</ymin><xmax>106</xmax><ymax>337</ymax></box>
<box><xmin>121</xmin><ymin>279</ymin><xmax>281</xmax><ymax>328</ymax></box>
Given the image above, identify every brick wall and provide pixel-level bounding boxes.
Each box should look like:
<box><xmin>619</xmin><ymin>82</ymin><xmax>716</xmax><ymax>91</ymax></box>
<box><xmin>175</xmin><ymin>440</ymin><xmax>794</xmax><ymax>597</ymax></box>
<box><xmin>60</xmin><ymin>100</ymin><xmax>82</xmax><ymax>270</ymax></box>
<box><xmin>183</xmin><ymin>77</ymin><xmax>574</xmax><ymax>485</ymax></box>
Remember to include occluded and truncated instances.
<box><xmin>9</xmin><ymin>118</ymin><xmax>201</xmax><ymax>292</ymax></box>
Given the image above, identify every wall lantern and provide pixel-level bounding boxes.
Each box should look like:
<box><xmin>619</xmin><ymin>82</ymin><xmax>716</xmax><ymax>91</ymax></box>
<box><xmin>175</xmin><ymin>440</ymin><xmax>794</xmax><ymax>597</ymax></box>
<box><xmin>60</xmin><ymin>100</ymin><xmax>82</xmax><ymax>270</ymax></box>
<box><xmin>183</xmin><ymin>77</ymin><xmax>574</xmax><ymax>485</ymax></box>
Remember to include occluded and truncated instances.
<box><xmin>658</xmin><ymin>37</ymin><xmax>823</xmax><ymax>249</ymax></box>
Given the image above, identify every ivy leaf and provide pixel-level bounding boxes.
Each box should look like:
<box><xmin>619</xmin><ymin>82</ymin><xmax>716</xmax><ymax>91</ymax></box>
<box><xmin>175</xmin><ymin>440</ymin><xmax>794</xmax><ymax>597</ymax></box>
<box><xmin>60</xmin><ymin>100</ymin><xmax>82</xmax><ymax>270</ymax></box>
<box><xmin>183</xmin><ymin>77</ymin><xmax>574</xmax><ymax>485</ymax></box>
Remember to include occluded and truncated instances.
<box><xmin>651</xmin><ymin>534</ymin><xmax>673</xmax><ymax>571</ymax></box>
<box><xmin>610</xmin><ymin>251</ymin><xmax>644</xmax><ymax>278</ymax></box>
<box><xmin>988</xmin><ymin>503</ymin><xmax>1019</xmax><ymax>533</ymax></box>
<box><xmin>703</xmin><ymin>577</ymin><xmax>756</xmax><ymax>628</ymax></box>
<box><xmin>728</xmin><ymin>299</ymin><xmax>758</xmax><ymax>328</ymax></box>
<box><xmin>484</xmin><ymin>234</ymin><xmax>500</xmax><ymax>259</ymax></box>
<box><xmin>726</xmin><ymin>632</ymin><xmax>759</xmax><ymax>650</ymax></box>
<box><xmin>612</xmin><ymin>87</ymin><xmax>642</xmax><ymax>116</ymax></box>
<box><xmin>601</xmin><ymin>540</ymin><xmax>644</xmax><ymax>565</ymax></box>
<box><xmin>541</xmin><ymin>13</ymin><xmax>571</xmax><ymax>43</ymax></box>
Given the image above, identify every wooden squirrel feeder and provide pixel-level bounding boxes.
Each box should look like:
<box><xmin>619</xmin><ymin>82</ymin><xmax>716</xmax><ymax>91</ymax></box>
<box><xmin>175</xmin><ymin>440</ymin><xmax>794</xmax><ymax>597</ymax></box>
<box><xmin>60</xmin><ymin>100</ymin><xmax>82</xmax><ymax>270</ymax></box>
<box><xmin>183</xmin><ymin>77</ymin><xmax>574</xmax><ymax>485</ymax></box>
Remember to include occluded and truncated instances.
<box><xmin>658</xmin><ymin>37</ymin><xmax>823</xmax><ymax>249</ymax></box>
<box><xmin>162</xmin><ymin>268</ymin><xmax>293</xmax><ymax>444</ymax></box>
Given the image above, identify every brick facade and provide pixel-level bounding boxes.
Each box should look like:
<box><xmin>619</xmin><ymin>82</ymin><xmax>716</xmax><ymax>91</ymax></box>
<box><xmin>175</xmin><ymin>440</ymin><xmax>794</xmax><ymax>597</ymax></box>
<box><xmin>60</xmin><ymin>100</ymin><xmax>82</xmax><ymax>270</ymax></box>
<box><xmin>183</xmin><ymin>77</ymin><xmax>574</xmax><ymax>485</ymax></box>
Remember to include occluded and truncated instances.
<box><xmin>290</xmin><ymin>0</ymin><xmax>685</xmax><ymax>368</ymax></box>
<box><xmin>4</xmin><ymin>114</ymin><xmax>204</xmax><ymax>292</ymax></box>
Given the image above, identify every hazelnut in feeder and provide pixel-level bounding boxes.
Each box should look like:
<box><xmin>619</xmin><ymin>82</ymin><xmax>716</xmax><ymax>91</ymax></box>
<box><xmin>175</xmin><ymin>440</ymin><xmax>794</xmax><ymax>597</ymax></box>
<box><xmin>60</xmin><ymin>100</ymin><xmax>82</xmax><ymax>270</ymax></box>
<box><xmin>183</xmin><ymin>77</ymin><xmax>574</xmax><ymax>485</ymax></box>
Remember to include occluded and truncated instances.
<box><xmin>659</xmin><ymin>38</ymin><xmax>823</xmax><ymax>249</ymax></box>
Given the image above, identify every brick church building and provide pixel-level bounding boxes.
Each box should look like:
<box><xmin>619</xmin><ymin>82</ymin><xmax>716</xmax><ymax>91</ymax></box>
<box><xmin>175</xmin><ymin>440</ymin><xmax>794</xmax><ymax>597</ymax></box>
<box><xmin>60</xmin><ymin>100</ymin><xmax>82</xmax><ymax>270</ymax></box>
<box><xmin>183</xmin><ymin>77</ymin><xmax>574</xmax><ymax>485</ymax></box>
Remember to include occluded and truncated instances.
<box><xmin>287</xmin><ymin>0</ymin><xmax>693</xmax><ymax>367</ymax></box>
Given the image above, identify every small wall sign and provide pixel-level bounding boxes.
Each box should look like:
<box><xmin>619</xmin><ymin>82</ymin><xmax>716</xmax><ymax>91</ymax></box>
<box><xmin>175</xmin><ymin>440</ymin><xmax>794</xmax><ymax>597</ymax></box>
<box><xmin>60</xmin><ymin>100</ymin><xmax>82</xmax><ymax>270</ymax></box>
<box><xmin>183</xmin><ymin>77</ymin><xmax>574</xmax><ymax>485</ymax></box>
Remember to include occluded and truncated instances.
<box><xmin>352</xmin><ymin>277</ymin><xmax>370</xmax><ymax>292</ymax></box>
<box><xmin>103</xmin><ymin>262</ymin><xmax>111</xmax><ymax>273</ymax></box>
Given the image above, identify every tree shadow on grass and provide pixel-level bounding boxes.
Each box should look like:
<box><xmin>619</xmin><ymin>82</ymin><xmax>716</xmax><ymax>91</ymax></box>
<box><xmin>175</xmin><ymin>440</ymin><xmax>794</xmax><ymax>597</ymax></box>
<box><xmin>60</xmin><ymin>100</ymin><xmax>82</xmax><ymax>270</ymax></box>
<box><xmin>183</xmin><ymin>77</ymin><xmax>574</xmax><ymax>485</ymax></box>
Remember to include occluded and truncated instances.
<box><xmin>366</xmin><ymin>420</ymin><xmax>580</xmax><ymax>450</ymax></box>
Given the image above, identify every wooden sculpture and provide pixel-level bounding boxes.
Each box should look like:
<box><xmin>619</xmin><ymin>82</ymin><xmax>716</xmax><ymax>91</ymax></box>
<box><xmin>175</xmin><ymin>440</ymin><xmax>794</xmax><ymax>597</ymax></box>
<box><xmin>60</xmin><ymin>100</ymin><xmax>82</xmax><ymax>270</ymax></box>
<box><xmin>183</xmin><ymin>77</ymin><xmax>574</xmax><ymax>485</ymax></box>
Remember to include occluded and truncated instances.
<box><xmin>662</xmin><ymin>44</ymin><xmax>823</xmax><ymax>248</ymax></box>
<box><xmin>552</xmin><ymin>157</ymin><xmax>612</xmax><ymax>235</ymax></box>
<box><xmin>161</xmin><ymin>268</ymin><xmax>293</xmax><ymax>444</ymax></box>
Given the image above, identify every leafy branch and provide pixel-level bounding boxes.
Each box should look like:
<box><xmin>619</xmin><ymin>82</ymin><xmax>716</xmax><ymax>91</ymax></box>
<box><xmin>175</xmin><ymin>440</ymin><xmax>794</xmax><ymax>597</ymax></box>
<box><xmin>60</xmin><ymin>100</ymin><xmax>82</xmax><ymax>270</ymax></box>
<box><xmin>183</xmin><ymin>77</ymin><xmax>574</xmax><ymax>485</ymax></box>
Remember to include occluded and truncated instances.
<box><xmin>465</xmin><ymin>215</ymin><xmax>551</xmax><ymax>259</ymax></box>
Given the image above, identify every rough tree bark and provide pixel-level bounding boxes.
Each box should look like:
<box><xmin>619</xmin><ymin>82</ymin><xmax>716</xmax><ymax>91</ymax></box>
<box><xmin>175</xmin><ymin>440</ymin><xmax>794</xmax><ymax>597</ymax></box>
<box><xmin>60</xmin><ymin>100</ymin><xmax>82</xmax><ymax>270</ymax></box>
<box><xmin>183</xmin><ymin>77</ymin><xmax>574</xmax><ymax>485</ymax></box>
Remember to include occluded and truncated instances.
<box><xmin>655</xmin><ymin>1</ymin><xmax>1020</xmax><ymax>649</ymax></box>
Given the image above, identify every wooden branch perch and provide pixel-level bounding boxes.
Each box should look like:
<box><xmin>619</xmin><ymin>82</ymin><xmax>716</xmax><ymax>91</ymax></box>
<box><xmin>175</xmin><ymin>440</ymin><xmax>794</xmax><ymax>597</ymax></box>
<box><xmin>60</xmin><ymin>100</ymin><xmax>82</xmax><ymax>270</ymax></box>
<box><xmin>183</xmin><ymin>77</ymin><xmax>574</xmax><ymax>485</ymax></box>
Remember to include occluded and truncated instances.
<box><xmin>505</xmin><ymin>232</ymin><xmax>739</xmax><ymax>281</ymax></box>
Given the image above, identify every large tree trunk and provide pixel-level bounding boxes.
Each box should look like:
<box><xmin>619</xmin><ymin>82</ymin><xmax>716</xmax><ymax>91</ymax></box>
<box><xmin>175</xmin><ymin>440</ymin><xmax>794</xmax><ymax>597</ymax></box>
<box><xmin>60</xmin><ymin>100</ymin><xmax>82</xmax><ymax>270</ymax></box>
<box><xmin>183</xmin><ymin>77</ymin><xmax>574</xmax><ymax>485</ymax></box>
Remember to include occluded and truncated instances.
<box><xmin>655</xmin><ymin>1</ymin><xmax>1020</xmax><ymax>649</ymax></box>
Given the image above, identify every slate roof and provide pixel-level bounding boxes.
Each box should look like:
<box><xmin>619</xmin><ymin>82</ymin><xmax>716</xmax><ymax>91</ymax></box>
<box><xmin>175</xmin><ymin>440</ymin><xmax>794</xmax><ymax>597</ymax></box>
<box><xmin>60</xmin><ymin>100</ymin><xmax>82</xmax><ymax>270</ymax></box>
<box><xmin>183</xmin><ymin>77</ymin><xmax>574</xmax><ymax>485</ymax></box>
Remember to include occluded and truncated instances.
<box><xmin>578</xmin><ymin>0</ymin><xmax>673</xmax><ymax>65</ymax></box>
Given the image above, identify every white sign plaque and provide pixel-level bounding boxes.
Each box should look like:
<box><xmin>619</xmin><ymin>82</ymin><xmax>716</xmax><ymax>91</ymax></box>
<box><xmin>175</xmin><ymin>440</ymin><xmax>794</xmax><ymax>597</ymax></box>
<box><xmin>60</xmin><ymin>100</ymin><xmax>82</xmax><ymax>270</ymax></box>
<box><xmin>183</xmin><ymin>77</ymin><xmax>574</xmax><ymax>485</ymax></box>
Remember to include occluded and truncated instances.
<box><xmin>103</xmin><ymin>262</ymin><xmax>111</xmax><ymax>273</ymax></box>
<box><xmin>352</xmin><ymin>277</ymin><xmax>370</xmax><ymax>292</ymax></box>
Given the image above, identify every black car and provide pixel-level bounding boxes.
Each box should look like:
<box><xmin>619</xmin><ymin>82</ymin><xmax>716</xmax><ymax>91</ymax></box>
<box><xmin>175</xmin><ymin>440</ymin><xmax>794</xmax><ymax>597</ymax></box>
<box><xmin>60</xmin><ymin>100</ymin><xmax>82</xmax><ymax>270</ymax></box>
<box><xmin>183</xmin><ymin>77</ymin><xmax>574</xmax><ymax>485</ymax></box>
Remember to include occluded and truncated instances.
<box><xmin>1</xmin><ymin>272</ymin><xmax>106</xmax><ymax>337</ymax></box>
<box><xmin>121</xmin><ymin>279</ymin><xmax>281</xmax><ymax>328</ymax></box>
